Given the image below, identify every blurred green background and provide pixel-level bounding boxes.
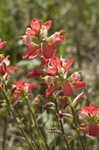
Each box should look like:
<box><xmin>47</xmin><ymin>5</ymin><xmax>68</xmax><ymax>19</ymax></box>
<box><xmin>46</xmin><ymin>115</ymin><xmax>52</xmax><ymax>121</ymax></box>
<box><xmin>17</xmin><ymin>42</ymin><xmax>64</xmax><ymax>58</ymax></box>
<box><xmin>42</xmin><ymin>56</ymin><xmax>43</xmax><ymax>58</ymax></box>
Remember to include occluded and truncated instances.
<box><xmin>0</xmin><ymin>0</ymin><xmax>99</xmax><ymax>149</ymax></box>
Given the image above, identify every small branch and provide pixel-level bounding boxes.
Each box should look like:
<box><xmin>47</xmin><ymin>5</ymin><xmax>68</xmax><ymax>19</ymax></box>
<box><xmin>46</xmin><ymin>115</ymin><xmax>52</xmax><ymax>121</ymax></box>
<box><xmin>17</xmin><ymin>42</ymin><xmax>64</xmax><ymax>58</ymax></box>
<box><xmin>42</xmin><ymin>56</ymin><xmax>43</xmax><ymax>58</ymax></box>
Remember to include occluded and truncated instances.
<box><xmin>55</xmin><ymin>99</ymin><xmax>70</xmax><ymax>150</ymax></box>
<box><xmin>26</xmin><ymin>99</ymin><xmax>49</xmax><ymax>150</ymax></box>
<box><xmin>70</xmin><ymin>105</ymin><xmax>85</xmax><ymax>150</ymax></box>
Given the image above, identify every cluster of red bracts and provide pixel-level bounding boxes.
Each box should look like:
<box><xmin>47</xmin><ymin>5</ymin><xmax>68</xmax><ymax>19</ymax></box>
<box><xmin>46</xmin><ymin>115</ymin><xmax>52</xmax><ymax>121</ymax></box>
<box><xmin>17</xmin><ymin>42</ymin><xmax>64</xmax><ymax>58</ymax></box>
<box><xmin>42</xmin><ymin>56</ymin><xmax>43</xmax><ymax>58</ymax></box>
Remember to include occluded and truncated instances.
<box><xmin>0</xmin><ymin>40</ymin><xmax>16</xmax><ymax>78</ymax></box>
<box><xmin>12</xmin><ymin>81</ymin><xmax>38</xmax><ymax>101</ymax></box>
<box><xmin>22</xmin><ymin>18</ymin><xmax>65</xmax><ymax>67</ymax></box>
<box><xmin>44</xmin><ymin>56</ymin><xmax>85</xmax><ymax>98</ymax></box>
<box><xmin>0</xmin><ymin>54</ymin><xmax>17</xmax><ymax>89</ymax></box>
<box><xmin>0</xmin><ymin>55</ymin><xmax>16</xmax><ymax>76</ymax></box>
<box><xmin>22</xmin><ymin>18</ymin><xmax>86</xmax><ymax>106</ymax></box>
<box><xmin>79</xmin><ymin>104</ymin><xmax>99</xmax><ymax>136</ymax></box>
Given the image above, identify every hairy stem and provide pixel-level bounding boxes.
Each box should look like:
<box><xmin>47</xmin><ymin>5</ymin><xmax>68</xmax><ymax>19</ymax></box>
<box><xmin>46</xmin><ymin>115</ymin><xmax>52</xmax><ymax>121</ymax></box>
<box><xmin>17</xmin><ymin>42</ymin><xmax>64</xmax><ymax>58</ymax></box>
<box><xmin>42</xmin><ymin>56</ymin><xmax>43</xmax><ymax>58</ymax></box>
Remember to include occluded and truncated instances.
<box><xmin>70</xmin><ymin>105</ymin><xmax>85</xmax><ymax>150</ymax></box>
<box><xmin>55</xmin><ymin>99</ymin><xmax>71</xmax><ymax>150</ymax></box>
<box><xmin>26</xmin><ymin>98</ymin><xmax>49</xmax><ymax>150</ymax></box>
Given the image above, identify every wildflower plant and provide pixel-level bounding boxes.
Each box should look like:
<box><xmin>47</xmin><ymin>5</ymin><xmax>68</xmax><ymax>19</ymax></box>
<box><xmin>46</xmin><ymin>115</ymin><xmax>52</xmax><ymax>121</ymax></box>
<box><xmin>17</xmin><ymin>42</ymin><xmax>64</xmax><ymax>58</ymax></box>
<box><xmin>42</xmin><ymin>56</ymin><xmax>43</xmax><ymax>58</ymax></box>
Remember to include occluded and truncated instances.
<box><xmin>0</xmin><ymin>18</ymin><xmax>99</xmax><ymax>150</ymax></box>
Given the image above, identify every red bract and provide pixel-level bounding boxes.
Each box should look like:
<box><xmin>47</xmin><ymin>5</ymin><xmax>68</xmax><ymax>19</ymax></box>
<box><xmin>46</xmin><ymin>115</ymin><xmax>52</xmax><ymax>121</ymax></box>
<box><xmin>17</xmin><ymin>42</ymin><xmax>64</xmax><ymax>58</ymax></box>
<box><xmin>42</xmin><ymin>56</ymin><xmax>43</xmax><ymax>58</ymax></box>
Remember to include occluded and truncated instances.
<box><xmin>47</xmin><ymin>32</ymin><xmax>65</xmax><ymax>46</ymax></box>
<box><xmin>62</xmin><ymin>80</ymin><xmax>74</xmax><ymax>96</ymax></box>
<box><xmin>73</xmin><ymin>81</ymin><xmax>86</xmax><ymax>89</ymax></box>
<box><xmin>30</xmin><ymin>18</ymin><xmax>42</xmax><ymax>35</ymax></box>
<box><xmin>65</xmin><ymin>58</ymin><xmax>74</xmax><ymax>72</ymax></box>
<box><xmin>42</xmin><ymin>45</ymin><xmax>56</xmax><ymax>59</ymax></box>
<box><xmin>46</xmin><ymin>85</ymin><xmax>57</xmax><ymax>98</ymax></box>
<box><xmin>44</xmin><ymin>20</ymin><xmax>52</xmax><ymax>31</ymax></box>
<box><xmin>45</xmin><ymin>67</ymin><xmax>58</xmax><ymax>76</ymax></box>
<box><xmin>0</xmin><ymin>38</ymin><xmax>7</xmax><ymax>49</ymax></box>
<box><xmin>27</xmin><ymin>68</ymin><xmax>42</xmax><ymax>78</ymax></box>
<box><xmin>50</xmin><ymin>56</ymin><xmax>62</xmax><ymax>68</ymax></box>
<box><xmin>23</xmin><ymin>47</ymin><xmax>40</xmax><ymax>59</ymax></box>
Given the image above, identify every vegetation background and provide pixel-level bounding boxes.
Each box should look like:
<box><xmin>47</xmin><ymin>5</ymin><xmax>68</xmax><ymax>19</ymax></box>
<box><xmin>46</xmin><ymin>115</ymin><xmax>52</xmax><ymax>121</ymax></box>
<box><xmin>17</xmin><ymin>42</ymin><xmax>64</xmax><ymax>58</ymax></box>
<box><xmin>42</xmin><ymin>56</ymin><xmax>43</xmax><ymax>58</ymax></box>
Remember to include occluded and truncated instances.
<box><xmin>0</xmin><ymin>0</ymin><xmax>99</xmax><ymax>149</ymax></box>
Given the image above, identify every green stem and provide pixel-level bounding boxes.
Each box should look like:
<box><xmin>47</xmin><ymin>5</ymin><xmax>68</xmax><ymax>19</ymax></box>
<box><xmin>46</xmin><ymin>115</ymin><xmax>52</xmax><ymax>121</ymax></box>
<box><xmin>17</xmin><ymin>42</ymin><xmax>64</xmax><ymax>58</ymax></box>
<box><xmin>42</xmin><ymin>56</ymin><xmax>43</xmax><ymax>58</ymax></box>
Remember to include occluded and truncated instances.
<box><xmin>55</xmin><ymin>99</ymin><xmax>71</xmax><ymax>150</ymax></box>
<box><xmin>26</xmin><ymin>98</ymin><xmax>49</xmax><ymax>150</ymax></box>
<box><xmin>70</xmin><ymin>105</ymin><xmax>85</xmax><ymax>150</ymax></box>
<box><xmin>25</xmin><ymin>99</ymin><xmax>42</xmax><ymax>150</ymax></box>
<box><xmin>1</xmin><ymin>88</ymin><xmax>34</xmax><ymax>150</ymax></box>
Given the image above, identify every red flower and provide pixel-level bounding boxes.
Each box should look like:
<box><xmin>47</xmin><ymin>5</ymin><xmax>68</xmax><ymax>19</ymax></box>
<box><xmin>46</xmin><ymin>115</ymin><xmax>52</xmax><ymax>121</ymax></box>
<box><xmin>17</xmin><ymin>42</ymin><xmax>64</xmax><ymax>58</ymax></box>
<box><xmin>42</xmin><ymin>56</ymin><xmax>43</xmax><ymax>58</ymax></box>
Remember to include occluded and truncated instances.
<box><xmin>0</xmin><ymin>38</ymin><xmax>7</xmax><ymax>49</ymax></box>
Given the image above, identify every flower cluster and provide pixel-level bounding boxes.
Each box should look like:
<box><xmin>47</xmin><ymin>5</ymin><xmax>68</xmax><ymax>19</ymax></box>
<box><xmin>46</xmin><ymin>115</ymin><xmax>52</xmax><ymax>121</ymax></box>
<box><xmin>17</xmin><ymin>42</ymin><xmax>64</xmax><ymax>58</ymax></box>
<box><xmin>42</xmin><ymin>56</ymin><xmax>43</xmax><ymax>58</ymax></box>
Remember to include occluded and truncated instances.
<box><xmin>44</xmin><ymin>56</ymin><xmax>85</xmax><ymax>98</ymax></box>
<box><xmin>12</xmin><ymin>80</ymin><xmax>38</xmax><ymax>101</ymax></box>
<box><xmin>0</xmin><ymin>53</ymin><xmax>17</xmax><ymax>89</ymax></box>
<box><xmin>22</xmin><ymin>18</ymin><xmax>65</xmax><ymax>67</ymax></box>
<box><xmin>79</xmin><ymin>104</ymin><xmax>99</xmax><ymax>136</ymax></box>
